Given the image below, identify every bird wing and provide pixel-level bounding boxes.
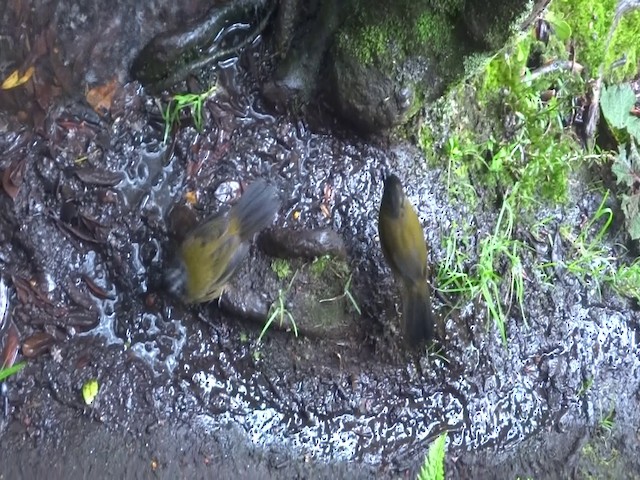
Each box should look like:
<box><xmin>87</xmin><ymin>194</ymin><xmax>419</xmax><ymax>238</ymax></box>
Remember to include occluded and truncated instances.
<box><xmin>381</xmin><ymin>210</ymin><xmax>427</xmax><ymax>284</ymax></box>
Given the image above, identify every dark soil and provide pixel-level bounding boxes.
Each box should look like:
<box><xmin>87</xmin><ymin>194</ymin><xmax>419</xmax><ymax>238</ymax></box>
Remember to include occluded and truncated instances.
<box><xmin>1</xmin><ymin>1</ymin><xmax>640</xmax><ymax>479</ymax></box>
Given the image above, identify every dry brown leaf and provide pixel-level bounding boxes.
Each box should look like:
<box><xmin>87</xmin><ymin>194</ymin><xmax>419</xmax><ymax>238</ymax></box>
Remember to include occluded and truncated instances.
<box><xmin>2</xmin><ymin>158</ymin><xmax>27</xmax><ymax>200</ymax></box>
<box><xmin>320</xmin><ymin>203</ymin><xmax>331</xmax><ymax>219</ymax></box>
<box><xmin>86</xmin><ymin>79</ymin><xmax>119</xmax><ymax>113</ymax></box>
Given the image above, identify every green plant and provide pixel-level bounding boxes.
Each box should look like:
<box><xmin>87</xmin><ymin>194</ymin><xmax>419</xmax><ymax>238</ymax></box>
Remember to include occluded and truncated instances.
<box><xmin>598</xmin><ymin>405</ymin><xmax>616</xmax><ymax>436</ymax></box>
<box><xmin>436</xmin><ymin>222</ymin><xmax>474</xmax><ymax>295</ymax></box>
<box><xmin>541</xmin><ymin>190</ymin><xmax>640</xmax><ymax>305</ymax></box>
<box><xmin>161</xmin><ymin>85</ymin><xmax>216</xmax><ymax>143</ymax></box>
<box><xmin>443</xmin><ymin>135</ymin><xmax>480</xmax><ymax>207</ymax></box>
<box><xmin>258</xmin><ymin>270</ymin><xmax>299</xmax><ymax>343</ymax></box>
<box><xmin>271</xmin><ymin>258</ymin><xmax>293</xmax><ymax>280</ymax></box>
<box><xmin>578</xmin><ymin>377</ymin><xmax>594</xmax><ymax>397</ymax></box>
<box><xmin>553</xmin><ymin>0</ymin><xmax>640</xmax><ymax>82</ymax></box>
<box><xmin>0</xmin><ymin>361</ymin><xmax>25</xmax><ymax>381</ymax></box>
<box><xmin>422</xmin><ymin>0</ymin><xmax>627</xmax><ymax>349</ymax></box>
<box><xmin>310</xmin><ymin>255</ymin><xmax>333</xmax><ymax>277</ymax></box>
<box><xmin>475</xmin><ymin>196</ymin><xmax>526</xmax><ymax>344</ymax></box>
<box><xmin>612</xmin><ymin>259</ymin><xmax>640</xmax><ymax>302</ymax></box>
<box><xmin>319</xmin><ymin>273</ymin><xmax>362</xmax><ymax>315</ymax></box>
<box><xmin>555</xmin><ymin>193</ymin><xmax>615</xmax><ymax>297</ymax></box>
<box><xmin>612</xmin><ymin>140</ymin><xmax>640</xmax><ymax>240</ymax></box>
<box><xmin>425</xmin><ymin>343</ymin><xmax>450</xmax><ymax>365</ymax></box>
<box><xmin>437</xmin><ymin>196</ymin><xmax>526</xmax><ymax>345</ymax></box>
<box><xmin>417</xmin><ymin>432</ymin><xmax>447</xmax><ymax>480</ymax></box>
<box><xmin>601</xmin><ymin>84</ymin><xmax>640</xmax><ymax>142</ymax></box>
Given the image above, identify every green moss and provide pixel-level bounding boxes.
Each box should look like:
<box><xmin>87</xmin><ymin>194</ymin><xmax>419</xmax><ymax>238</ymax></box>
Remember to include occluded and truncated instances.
<box><xmin>419</xmin><ymin>5</ymin><xmax>615</xmax><ymax>345</ymax></box>
<box><xmin>418</xmin><ymin>124</ymin><xmax>436</xmax><ymax>163</ymax></box>
<box><xmin>271</xmin><ymin>259</ymin><xmax>292</xmax><ymax>280</ymax></box>
<box><xmin>552</xmin><ymin>0</ymin><xmax>640</xmax><ymax>82</ymax></box>
<box><xmin>310</xmin><ymin>255</ymin><xmax>333</xmax><ymax>277</ymax></box>
<box><xmin>337</xmin><ymin>0</ymin><xmax>462</xmax><ymax>67</ymax></box>
<box><xmin>578</xmin><ymin>434</ymin><xmax>621</xmax><ymax>480</ymax></box>
<box><xmin>607</xmin><ymin>9</ymin><xmax>640</xmax><ymax>81</ymax></box>
<box><xmin>415</xmin><ymin>11</ymin><xmax>454</xmax><ymax>55</ymax></box>
<box><xmin>338</xmin><ymin>25</ymin><xmax>387</xmax><ymax>66</ymax></box>
<box><xmin>430</xmin><ymin>25</ymin><xmax>590</xmax><ymax>211</ymax></box>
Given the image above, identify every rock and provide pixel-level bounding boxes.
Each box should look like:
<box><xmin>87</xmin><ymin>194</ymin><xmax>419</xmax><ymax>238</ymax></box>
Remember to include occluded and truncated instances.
<box><xmin>259</xmin><ymin>227</ymin><xmax>347</xmax><ymax>260</ymax></box>
<box><xmin>220</xmin><ymin>253</ymin><xmax>357</xmax><ymax>340</ymax></box>
<box><xmin>262</xmin><ymin>0</ymin><xmax>342</xmax><ymax>110</ymax></box>
<box><xmin>220</xmin><ymin>287</ymin><xmax>271</xmax><ymax>323</ymax></box>
<box><xmin>462</xmin><ymin>0</ymin><xmax>536</xmax><ymax>50</ymax></box>
<box><xmin>326</xmin><ymin>46</ymin><xmax>416</xmax><ymax>134</ymax></box>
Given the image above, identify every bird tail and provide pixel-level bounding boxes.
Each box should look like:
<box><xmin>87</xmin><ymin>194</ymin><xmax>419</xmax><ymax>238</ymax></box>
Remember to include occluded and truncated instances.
<box><xmin>230</xmin><ymin>180</ymin><xmax>281</xmax><ymax>239</ymax></box>
<box><xmin>401</xmin><ymin>282</ymin><xmax>435</xmax><ymax>347</ymax></box>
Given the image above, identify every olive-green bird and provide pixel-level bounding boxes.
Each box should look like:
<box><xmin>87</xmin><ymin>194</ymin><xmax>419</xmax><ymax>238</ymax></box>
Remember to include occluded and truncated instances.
<box><xmin>168</xmin><ymin>180</ymin><xmax>280</xmax><ymax>304</ymax></box>
<box><xmin>378</xmin><ymin>173</ymin><xmax>434</xmax><ymax>346</ymax></box>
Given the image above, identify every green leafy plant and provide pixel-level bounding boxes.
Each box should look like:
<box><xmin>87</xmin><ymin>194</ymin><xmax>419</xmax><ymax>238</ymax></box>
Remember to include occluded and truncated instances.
<box><xmin>601</xmin><ymin>84</ymin><xmax>640</xmax><ymax>141</ymax></box>
<box><xmin>258</xmin><ymin>270</ymin><xmax>299</xmax><ymax>343</ymax></box>
<box><xmin>552</xmin><ymin>0</ymin><xmax>640</xmax><ymax>82</ymax></box>
<box><xmin>437</xmin><ymin>196</ymin><xmax>526</xmax><ymax>345</ymax></box>
<box><xmin>541</xmin><ymin>191</ymin><xmax>640</xmax><ymax>304</ymax></box>
<box><xmin>436</xmin><ymin>222</ymin><xmax>474</xmax><ymax>295</ymax></box>
<box><xmin>598</xmin><ymin>405</ymin><xmax>616</xmax><ymax>436</ymax></box>
<box><xmin>310</xmin><ymin>255</ymin><xmax>333</xmax><ymax>277</ymax></box>
<box><xmin>0</xmin><ymin>361</ymin><xmax>26</xmax><ymax>381</ymax></box>
<box><xmin>417</xmin><ymin>432</ymin><xmax>447</xmax><ymax>480</ymax></box>
<box><xmin>161</xmin><ymin>85</ymin><xmax>216</xmax><ymax>143</ymax></box>
<box><xmin>475</xmin><ymin>197</ymin><xmax>526</xmax><ymax>344</ymax></box>
<box><xmin>561</xmin><ymin>194</ymin><xmax>615</xmax><ymax>295</ymax></box>
<box><xmin>271</xmin><ymin>258</ymin><xmax>293</xmax><ymax>280</ymax></box>
<box><xmin>545</xmin><ymin>11</ymin><xmax>572</xmax><ymax>42</ymax></box>
<box><xmin>578</xmin><ymin>377</ymin><xmax>594</xmax><ymax>397</ymax></box>
<box><xmin>612</xmin><ymin>140</ymin><xmax>640</xmax><ymax>240</ymax></box>
<box><xmin>319</xmin><ymin>273</ymin><xmax>362</xmax><ymax>315</ymax></box>
<box><xmin>612</xmin><ymin>259</ymin><xmax>640</xmax><ymax>301</ymax></box>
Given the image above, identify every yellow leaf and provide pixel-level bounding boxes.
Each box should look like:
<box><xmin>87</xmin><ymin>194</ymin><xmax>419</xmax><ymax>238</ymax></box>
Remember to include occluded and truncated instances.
<box><xmin>1</xmin><ymin>70</ymin><xmax>19</xmax><ymax>89</ymax></box>
<box><xmin>1</xmin><ymin>67</ymin><xmax>34</xmax><ymax>90</ymax></box>
<box><xmin>82</xmin><ymin>378</ymin><xmax>100</xmax><ymax>405</ymax></box>
<box><xmin>185</xmin><ymin>190</ymin><xmax>198</xmax><ymax>205</ymax></box>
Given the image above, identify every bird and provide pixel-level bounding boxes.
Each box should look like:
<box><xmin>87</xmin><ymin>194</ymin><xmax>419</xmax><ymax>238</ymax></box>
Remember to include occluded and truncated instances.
<box><xmin>167</xmin><ymin>180</ymin><xmax>280</xmax><ymax>304</ymax></box>
<box><xmin>378</xmin><ymin>173</ymin><xmax>435</xmax><ymax>346</ymax></box>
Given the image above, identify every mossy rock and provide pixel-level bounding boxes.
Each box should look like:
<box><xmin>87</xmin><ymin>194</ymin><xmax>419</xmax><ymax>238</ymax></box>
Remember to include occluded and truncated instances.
<box><xmin>222</xmin><ymin>254</ymin><xmax>359</xmax><ymax>340</ymax></box>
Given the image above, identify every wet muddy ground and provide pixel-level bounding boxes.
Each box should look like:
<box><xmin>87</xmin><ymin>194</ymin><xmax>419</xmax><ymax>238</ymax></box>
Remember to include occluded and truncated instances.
<box><xmin>1</xmin><ymin>0</ymin><xmax>640</xmax><ymax>479</ymax></box>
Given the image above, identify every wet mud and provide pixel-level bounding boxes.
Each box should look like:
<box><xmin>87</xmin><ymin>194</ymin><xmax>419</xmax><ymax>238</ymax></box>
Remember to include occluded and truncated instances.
<box><xmin>1</xmin><ymin>1</ymin><xmax>640</xmax><ymax>479</ymax></box>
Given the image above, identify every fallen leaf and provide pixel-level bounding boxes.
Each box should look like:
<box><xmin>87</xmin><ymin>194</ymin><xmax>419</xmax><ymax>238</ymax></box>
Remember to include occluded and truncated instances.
<box><xmin>74</xmin><ymin>166</ymin><xmax>124</xmax><ymax>186</ymax></box>
<box><xmin>86</xmin><ymin>79</ymin><xmax>119</xmax><ymax>113</ymax></box>
<box><xmin>1</xmin><ymin>321</ymin><xmax>20</xmax><ymax>369</ymax></box>
<box><xmin>82</xmin><ymin>378</ymin><xmax>100</xmax><ymax>405</ymax></box>
<box><xmin>21</xmin><ymin>331</ymin><xmax>56</xmax><ymax>358</ymax></box>
<box><xmin>185</xmin><ymin>190</ymin><xmax>198</xmax><ymax>205</ymax></box>
<box><xmin>1</xmin><ymin>66</ymin><xmax>34</xmax><ymax>90</ymax></box>
<box><xmin>2</xmin><ymin>158</ymin><xmax>27</xmax><ymax>200</ymax></box>
<box><xmin>82</xmin><ymin>274</ymin><xmax>115</xmax><ymax>300</ymax></box>
<box><xmin>320</xmin><ymin>203</ymin><xmax>331</xmax><ymax>219</ymax></box>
